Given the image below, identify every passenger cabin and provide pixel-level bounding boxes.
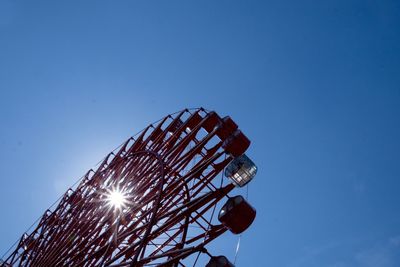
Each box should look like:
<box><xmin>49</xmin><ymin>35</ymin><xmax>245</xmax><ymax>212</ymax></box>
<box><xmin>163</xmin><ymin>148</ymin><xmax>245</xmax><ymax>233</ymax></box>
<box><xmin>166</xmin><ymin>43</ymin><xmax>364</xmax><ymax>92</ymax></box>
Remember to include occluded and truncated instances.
<box><xmin>225</xmin><ymin>154</ymin><xmax>257</xmax><ymax>187</ymax></box>
<box><xmin>206</xmin><ymin>256</ymin><xmax>235</xmax><ymax>267</ymax></box>
<box><xmin>218</xmin><ymin>195</ymin><xmax>256</xmax><ymax>234</ymax></box>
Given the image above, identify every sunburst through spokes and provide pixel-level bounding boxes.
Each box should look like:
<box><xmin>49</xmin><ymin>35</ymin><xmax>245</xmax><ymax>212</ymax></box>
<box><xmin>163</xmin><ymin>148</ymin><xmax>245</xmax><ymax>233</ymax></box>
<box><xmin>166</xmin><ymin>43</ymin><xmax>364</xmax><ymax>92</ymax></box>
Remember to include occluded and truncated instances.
<box><xmin>105</xmin><ymin>187</ymin><xmax>129</xmax><ymax>211</ymax></box>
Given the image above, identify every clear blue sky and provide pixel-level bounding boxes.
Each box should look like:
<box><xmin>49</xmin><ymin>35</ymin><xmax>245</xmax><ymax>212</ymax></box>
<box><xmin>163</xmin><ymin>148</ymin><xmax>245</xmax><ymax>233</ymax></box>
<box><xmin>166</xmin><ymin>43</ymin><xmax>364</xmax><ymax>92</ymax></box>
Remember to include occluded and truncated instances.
<box><xmin>1</xmin><ymin>1</ymin><xmax>400</xmax><ymax>266</ymax></box>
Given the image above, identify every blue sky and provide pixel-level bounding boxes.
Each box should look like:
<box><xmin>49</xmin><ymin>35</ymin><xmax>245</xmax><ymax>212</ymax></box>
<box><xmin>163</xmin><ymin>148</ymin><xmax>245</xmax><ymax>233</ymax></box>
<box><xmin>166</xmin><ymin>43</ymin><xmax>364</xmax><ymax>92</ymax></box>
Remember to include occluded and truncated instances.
<box><xmin>1</xmin><ymin>0</ymin><xmax>400</xmax><ymax>266</ymax></box>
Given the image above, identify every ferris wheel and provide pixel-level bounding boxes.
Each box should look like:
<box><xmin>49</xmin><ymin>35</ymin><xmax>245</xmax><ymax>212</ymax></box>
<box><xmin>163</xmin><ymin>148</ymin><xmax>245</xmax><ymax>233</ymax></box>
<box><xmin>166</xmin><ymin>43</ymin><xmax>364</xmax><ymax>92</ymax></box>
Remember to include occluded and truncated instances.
<box><xmin>1</xmin><ymin>108</ymin><xmax>258</xmax><ymax>267</ymax></box>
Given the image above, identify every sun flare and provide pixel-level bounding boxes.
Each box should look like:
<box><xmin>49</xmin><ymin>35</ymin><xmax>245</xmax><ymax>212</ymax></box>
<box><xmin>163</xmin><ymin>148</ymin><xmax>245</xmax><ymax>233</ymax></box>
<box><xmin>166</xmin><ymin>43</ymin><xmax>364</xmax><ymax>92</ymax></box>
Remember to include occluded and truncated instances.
<box><xmin>106</xmin><ymin>188</ymin><xmax>127</xmax><ymax>210</ymax></box>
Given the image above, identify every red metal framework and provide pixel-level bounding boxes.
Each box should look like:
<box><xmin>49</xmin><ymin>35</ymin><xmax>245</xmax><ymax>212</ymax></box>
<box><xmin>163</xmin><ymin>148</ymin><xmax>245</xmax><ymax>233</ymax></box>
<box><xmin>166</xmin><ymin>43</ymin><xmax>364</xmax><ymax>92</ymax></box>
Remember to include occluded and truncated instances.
<box><xmin>1</xmin><ymin>108</ymin><xmax>255</xmax><ymax>267</ymax></box>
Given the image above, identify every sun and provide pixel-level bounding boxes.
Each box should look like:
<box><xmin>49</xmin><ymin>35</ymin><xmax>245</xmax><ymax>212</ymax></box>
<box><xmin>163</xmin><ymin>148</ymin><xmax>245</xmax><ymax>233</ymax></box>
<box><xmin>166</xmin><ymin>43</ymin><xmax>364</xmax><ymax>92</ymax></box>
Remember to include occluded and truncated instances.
<box><xmin>106</xmin><ymin>188</ymin><xmax>127</xmax><ymax>210</ymax></box>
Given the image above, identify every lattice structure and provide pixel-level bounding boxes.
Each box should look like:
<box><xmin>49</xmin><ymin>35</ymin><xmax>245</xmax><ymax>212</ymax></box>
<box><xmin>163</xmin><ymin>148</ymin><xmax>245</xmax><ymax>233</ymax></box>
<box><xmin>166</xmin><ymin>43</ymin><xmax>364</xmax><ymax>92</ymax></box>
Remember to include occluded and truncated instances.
<box><xmin>2</xmin><ymin>108</ymin><xmax>255</xmax><ymax>267</ymax></box>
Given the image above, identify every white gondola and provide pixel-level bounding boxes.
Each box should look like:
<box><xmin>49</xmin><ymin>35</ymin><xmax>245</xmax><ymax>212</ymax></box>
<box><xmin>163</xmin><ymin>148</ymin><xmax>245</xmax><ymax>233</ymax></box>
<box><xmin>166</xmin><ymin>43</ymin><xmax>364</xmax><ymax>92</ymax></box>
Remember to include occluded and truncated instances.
<box><xmin>225</xmin><ymin>154</ymin><xmax>257</xmax><ymax>187</ymax></box>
